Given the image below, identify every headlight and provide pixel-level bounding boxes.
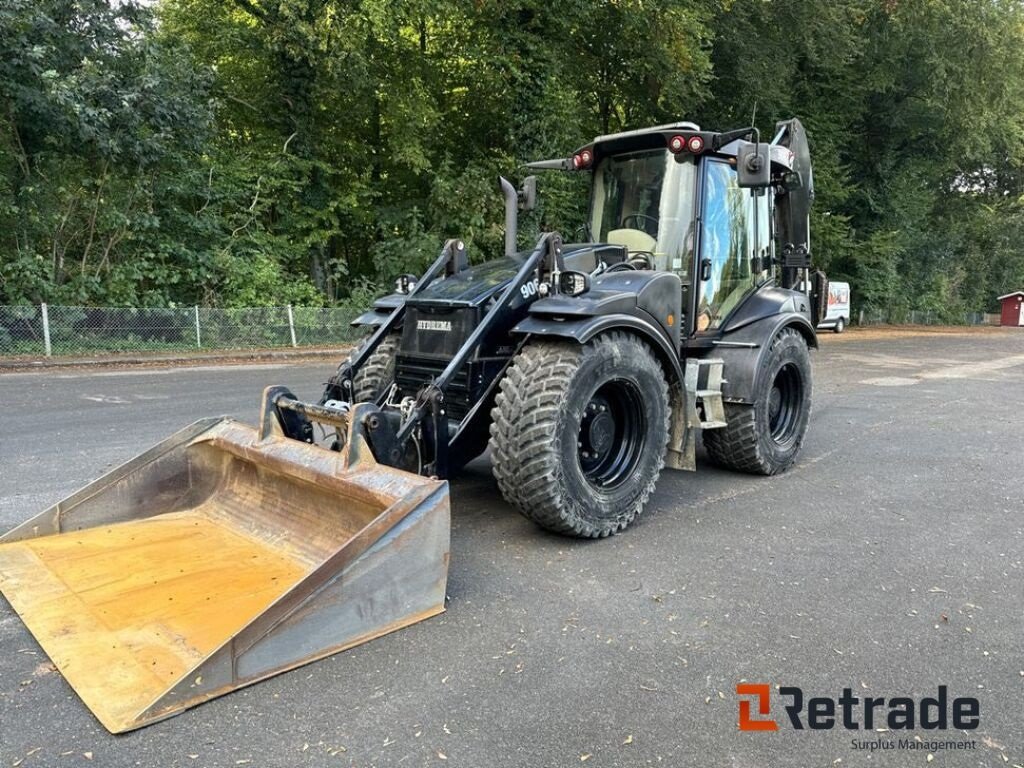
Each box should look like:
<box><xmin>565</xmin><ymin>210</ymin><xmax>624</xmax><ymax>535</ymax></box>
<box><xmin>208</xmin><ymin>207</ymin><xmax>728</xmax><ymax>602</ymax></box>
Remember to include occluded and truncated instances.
<box><xmin>394</xmin><ymin>274</ymin><xmax>417</xmax><ymax>294</ymax></box>
<box><xmin>558</xmin><ymin>271</ymin><xmax>590</xmax><ymax>296</ymax></box>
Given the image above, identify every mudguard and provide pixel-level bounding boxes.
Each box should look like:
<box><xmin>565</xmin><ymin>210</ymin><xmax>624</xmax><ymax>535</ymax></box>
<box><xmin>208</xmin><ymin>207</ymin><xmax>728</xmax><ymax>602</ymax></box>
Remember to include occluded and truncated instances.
<box><xmin>720</xmin><ymin>286</ymin><xmax>811</xmax><ymax>333</ymax></box>
<box><xmin>696</xmin><ymin>311</ymin><xmax>817</xmax><ymax>404</ymax></box>
<box><xmin>351</xmin><ymin>308</ymin><xmax>389</xmax><ymax>328</ymax></box>
<box><xmin>512</xmin><ymin>311</ymin><xmax>684</xmax><ymax>385</ymax></box>
<box><xmin>526</xmin><ymin>269</ymin><xmax>680</xmax><ymax>329</ymax></box>
<box><xmin>512</xmin><ymin>270</ymin><xmax>684</xmax><ymax>382</ymax></box>
<box><xmin>535</xmin><ymin>271</ymin><xmax>681</xmax><ymax>338</ymax></box>
<box><xmin>350</xmin><ymin>294</ymin><xmax>404</xmax><ymax>328</ymax></box>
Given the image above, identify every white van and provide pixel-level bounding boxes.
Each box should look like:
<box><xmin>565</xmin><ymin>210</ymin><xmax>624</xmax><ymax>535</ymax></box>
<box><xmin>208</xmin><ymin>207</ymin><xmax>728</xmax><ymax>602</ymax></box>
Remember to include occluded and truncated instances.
<box><xmin>819</xmin><ymin>282</ymin><xmax>851</xmax><ymax>333</ymax></box>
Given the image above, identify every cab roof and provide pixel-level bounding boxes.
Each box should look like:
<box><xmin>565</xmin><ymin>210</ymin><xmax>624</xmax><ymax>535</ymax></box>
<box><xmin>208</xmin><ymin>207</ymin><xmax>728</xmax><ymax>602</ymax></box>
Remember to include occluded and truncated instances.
<box><xmin>525</xmin><ymin>121</ymin><xmax>796</xmax><ymax>173</ymax></box>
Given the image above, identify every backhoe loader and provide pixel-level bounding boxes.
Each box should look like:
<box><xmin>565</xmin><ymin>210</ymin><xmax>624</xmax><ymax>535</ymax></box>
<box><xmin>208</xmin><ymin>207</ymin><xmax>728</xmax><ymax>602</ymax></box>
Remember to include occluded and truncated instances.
<box><xmin>0</xmin><ymin>118</ymin><xmax>824</xmax><ymax>732</ymax></box>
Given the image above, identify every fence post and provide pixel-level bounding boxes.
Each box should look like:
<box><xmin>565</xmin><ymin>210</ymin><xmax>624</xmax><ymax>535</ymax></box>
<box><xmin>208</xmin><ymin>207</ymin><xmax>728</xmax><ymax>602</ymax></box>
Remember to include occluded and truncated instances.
<box><xmin>41</xmin><ymin>303</ymin><xmax>52</xmax><ymax>357</ymax></box>
<box><xmin>286</xmin><ymin>305</ymin><xmax>297</xmax><ymax>348</ymax></box>
<box><xmin>194</xmin><ymin>306</ymin><xmax>202</xmax><ymax>349</ymax></box>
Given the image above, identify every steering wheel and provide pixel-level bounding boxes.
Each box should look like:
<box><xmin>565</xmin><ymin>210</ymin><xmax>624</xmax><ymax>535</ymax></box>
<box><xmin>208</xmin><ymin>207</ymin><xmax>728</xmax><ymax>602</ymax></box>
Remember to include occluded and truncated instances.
<box><xmin>605</xmin><ymin>262</ymin><xmax>637</xmax><ymax>273</ymax></box>
<box><xmin>620</xmin><ymin>214</ymin><xmax>659</xmax><ymax>235</ymax></box>
<box><xmin>605</xmin><ymin>252</ymin><xmax>654</xmax><ymax>273</ymax></box>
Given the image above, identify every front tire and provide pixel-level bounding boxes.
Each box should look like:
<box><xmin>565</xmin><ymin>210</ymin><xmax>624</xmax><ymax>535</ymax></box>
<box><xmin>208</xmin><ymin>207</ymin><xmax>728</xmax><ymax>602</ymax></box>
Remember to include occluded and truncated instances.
<box><xmin>703</xmin><ymin>328</ymin><xmax>812</xmax><ymax>475</ymax></box>
<box><xmin>834</xmin><ymin>317</ymin><xmax>845</xmax><ymax>334</ymax></box>
<box><xmin>351</xmin><ymin>331</ymin><xmax>401</xmax><ymax>403</ymax></box>
<box><xmin>489</xmin><ymin>333</ymin><xmax>670</xmax><ymax>538</ymax></box>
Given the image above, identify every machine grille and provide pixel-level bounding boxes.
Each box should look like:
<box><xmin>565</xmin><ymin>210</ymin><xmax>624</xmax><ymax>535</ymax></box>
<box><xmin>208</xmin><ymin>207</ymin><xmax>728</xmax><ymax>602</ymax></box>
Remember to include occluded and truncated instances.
<box><xmin>395</xmin><ymin>355</ymin><xmax>474</xmax><ymax>421</ymax></box>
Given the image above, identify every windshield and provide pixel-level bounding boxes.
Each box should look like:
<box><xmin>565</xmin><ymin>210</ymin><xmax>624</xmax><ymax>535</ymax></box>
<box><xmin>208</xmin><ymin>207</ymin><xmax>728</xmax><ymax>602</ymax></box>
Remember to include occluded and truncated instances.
<box><xmin>589</xmin><ymin>149</ymin><xmax>697</xmax><ymax>277</ymax></box>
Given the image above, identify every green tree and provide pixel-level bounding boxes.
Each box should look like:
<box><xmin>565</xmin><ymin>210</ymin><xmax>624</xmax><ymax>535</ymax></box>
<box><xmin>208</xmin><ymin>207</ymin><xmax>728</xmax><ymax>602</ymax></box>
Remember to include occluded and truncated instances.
<box><xmin>2</xmin><ymin>0</ymin><xmax>1023</xmax><ymax>317</ymax></box>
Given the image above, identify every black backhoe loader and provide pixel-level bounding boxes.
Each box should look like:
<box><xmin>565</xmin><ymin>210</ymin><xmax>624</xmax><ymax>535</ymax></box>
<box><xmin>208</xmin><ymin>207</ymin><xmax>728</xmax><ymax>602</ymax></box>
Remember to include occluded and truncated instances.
<box><xmin>316</xmin><ymin>117</ymin><xmax>822</xmax><ymax>535</ymax></box>
<box><xmin>0</xmin><ymin>118</ymin><xmax>825</xmax><ymax>731</ymax></box>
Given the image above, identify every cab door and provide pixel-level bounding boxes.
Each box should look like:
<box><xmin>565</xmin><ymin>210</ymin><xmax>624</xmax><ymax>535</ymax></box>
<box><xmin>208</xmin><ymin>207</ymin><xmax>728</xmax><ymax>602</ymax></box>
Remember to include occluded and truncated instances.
<box><xmin>694</xmin><ymin>158</ymin><xmax>770</xmax><ymax>332</ymax></box>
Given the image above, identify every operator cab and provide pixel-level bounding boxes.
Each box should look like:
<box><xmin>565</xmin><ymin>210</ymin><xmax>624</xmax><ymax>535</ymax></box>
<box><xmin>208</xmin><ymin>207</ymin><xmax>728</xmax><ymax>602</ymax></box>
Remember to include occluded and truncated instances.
<box><xmin>586</xmin><ymin>129</ymin><xmax>771</xmax><ymax>337</ymax></box>
<box><xmin>529</xmin><ymin>120</ymin><xmax>811</xmax><ymax>341</ymax></box>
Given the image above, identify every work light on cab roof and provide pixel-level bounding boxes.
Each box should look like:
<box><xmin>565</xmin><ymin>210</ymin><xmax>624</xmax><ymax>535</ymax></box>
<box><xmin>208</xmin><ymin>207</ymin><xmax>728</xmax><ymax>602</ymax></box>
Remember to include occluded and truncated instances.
<box><xmin>573</xmin><ymin>148</ymin><xmax>593</xmax><ymax>169</ymax></box>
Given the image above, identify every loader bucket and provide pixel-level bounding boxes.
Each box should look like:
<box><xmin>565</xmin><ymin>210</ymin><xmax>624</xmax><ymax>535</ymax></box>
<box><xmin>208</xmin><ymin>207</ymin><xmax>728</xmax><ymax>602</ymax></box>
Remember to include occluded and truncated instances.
<box><xmin>0</xmin><ymin>411</ymin><xmax>449</xmax><ymax>733</ymax></box>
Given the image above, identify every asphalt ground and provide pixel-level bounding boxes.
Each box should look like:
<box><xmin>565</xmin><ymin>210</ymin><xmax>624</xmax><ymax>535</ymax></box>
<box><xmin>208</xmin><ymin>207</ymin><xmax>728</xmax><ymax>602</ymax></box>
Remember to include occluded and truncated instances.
<box><xmin>0</xmin><ymin>328</ymin><xmax>1021</xmax><ymax>767</ymax></box>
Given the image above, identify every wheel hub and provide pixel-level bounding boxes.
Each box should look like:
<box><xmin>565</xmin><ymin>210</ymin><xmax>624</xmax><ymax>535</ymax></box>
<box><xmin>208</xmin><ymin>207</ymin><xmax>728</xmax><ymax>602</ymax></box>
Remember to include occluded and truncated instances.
<box><xmin>577</xmin><ymin>383</ymin><xmax>645</xmax><ymax>490</ymax></box>
<box><xmin>587</xmin><ymin>411</ymin><xmax>614</xmax><ymax>454</ymax></box>
<box><xmin>768</xmin><ymin>363</ymin><xmax>803</xmax><ymax>445</ymax></box>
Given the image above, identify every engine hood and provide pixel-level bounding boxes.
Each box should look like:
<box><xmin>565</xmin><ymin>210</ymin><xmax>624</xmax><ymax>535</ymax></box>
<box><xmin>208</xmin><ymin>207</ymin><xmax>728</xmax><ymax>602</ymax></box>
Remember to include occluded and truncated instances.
<box><xmin>408</xmin><ymin>257</ymin><xmax>519</xmax><ymax>308</ymax></box>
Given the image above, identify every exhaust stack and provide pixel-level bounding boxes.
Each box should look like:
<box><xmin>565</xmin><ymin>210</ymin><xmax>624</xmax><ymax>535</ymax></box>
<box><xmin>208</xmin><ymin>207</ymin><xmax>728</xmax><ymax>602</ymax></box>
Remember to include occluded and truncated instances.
<box><xmin>500</xmin><ymin>176</ymin><xmax>518</xmax><ymax>257</ymax></box>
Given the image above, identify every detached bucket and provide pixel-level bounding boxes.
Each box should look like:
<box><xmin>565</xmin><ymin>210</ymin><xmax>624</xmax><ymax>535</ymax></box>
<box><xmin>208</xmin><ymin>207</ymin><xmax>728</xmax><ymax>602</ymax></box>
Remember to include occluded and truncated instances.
<box><xmin>0</xmin><ymin>416</ymin><xmax>449</xmax><ymax>733</ymax></box>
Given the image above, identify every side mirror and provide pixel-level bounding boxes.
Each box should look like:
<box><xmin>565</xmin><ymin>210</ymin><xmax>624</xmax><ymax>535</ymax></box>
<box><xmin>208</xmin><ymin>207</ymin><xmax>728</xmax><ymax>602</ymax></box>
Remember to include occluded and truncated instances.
<box><xmin>518</xmin><ymin>176</ymin><xmax>537</xmax><ymax>211</ymax></box>
<box><xmin>736</xmin><ymin>141</ymin><xmax>770</xmax><ymax>188</ymax></box>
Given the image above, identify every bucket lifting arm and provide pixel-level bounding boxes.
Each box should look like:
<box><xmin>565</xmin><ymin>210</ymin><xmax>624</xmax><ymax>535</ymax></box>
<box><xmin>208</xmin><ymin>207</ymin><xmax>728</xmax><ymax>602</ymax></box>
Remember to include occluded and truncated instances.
<box><xmin>273</xmin><ymin>233</ymin><xmax>565</xmax><ymax>479</ymax></box>
<box><xmin>321</xmin><ymin>238</ymin><xmax>469</xmax><ymax>406</ymax></box>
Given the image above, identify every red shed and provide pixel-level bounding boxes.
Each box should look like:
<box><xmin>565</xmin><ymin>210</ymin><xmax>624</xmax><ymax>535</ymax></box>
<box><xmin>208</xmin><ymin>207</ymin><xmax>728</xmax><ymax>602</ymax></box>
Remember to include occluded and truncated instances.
<box><xmin>999</xmin><ymin>291</ymin><xmax>1024</xmax><ymax>327</ymax></box>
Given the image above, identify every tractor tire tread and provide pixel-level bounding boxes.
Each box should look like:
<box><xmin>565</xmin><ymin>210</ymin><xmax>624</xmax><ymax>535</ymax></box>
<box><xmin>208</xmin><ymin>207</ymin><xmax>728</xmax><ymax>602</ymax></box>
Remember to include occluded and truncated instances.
<box><xmin>352</xmin><ymin>331</ymin><xmax>401</xmax><ymax>404</ymax></box>
<box><xmin>489</xmin><ymin>333</ymin><xmax>669</xmax><ymax>538</ymax></box>
<box><xmin>702</xmin><ymin>327</ymin><xmax>809</xmax><ymax>475</ymax></box>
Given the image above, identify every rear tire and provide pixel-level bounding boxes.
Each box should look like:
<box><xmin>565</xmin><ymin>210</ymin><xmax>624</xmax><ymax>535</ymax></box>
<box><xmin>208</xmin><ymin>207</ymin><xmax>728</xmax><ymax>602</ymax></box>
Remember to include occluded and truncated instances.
<box><xmin>702</xmin><ymin>328</ymin><xmax>811</xmax><ymax>475</ymax></box>
<box><xmin>834</xmin><ymin>317</ymin><xmax>845</xmax><ymax>334</ymax></box>
<box><xmin>489</xmin><ymin>333</ymin><xmax>669</xmax><ymax>538</ymax></box>
<box><xmin>351</xmin><ymin>331</ymin><xmax>401</xmax><ymax>403</ymax></box>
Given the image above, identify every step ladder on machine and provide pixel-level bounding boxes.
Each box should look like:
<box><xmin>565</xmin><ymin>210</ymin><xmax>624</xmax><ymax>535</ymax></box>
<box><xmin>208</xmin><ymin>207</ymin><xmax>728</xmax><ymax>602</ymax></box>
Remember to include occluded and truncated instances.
<box><xmin>687</xmin><ymin>358</ymin><xmax>727</xmax><ymax>430</ymax></box>
<box><xmin>666</xmin><ymin>358</ymin><xmax>727</xmax><ymax>472</ymax></box>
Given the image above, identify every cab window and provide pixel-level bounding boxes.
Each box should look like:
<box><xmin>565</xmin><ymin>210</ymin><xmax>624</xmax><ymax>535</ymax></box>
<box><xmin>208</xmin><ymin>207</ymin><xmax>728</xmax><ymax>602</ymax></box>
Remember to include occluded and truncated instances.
<box><xmin>696</xmin><ymin>160</ymin><xmax>761</xmax><ymax>330</ymax></box>
<box><xmin>590</xmin><ymin>150</ymin><xmax>697</xmax><ymax>279</ymax></box>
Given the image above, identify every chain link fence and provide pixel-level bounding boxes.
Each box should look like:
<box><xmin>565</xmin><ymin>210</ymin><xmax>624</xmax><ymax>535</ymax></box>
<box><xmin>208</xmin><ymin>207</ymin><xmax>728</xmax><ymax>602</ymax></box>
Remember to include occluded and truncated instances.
<box><xmin>856</xmin><ymin>309</ymin><xmax>1001</xmax><ymax>326</ymax></box>
<box><xmin>1</xmin><ymin>303</ymin><xmax>1006</xmax><ymax>359</ymax></box>
<box><xmin>0</xmin><ymin>304</ymin><xmax>366</xmax><ymax>358</ymax></box>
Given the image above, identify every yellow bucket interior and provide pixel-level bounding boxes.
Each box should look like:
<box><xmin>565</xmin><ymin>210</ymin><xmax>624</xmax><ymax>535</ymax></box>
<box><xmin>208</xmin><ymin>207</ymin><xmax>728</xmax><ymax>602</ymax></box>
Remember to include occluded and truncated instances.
<box><xmin>0</xmin><ymin>436</ymin><xmax>391</xmax><ymax>733</ymax></box>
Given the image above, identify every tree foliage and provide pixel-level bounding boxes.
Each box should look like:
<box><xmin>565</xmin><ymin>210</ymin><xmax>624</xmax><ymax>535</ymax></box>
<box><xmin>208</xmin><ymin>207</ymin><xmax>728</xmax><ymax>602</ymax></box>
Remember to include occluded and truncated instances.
<box><xmin>1</xmin><ymin>0</ymin><xmax>1023</xmax><ymax>315</ymax></box>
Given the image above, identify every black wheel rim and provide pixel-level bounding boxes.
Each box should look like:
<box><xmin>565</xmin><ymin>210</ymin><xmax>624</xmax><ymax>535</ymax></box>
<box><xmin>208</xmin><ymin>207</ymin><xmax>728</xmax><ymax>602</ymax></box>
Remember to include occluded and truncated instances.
<box><xmin>577</xmin><ymin>379</ymin><xmax>645</xmax><ymax>490</ymax></box>
<box><xmin>768</xmin><ymin>363</ymin><xmax>803</xmax><ymax>446</ymax></box>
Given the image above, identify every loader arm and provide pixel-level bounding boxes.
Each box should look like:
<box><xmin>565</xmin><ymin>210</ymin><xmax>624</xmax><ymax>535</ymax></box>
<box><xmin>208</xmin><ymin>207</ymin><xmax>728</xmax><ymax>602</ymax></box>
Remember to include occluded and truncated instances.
<box><xmin>321</xmin><ymin>238</ymin><xmax>469</xmax><ymax>405</ymax></box>
<box><xmin>272</xmin><ymin>232</ymin><xmax>566</xmax><ymax>478</ymax></box>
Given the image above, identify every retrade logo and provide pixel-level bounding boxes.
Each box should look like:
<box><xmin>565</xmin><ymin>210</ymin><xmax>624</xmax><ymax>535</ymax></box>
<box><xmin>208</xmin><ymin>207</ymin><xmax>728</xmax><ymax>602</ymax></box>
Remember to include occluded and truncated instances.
<box><xmin>737</xmin><ymin>684</ymin><xmax>778</xmax><ymax>731</ymax></box>
<box><xmin>736</xmin><ymin>684</ymin><xmax>980</xmax><ymax>732</ymax></box>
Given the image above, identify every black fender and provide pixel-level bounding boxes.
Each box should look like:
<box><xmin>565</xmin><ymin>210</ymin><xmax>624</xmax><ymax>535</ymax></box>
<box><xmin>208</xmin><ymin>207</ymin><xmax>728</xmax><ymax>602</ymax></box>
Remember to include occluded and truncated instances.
<box><xmin>694</xmin><ymin>312</ymin><xmax>817</xmax><ymax>404</ymax></box>
<box><xmin>720</xmin><ymin>286</ymin><xmax>811</xmax><ymax>333</ymax></box>
<box><xmin>350</xmin><ymin>293</ymin><xmax>404</xmax><ymax>328</ymax></box>
<box><xmin>350</xmin><ymin>309</ymin><xmax>389</xmax><ymax>328</ymax></box>
<box><xmin>511</xmin><ymin>311</ymin><xmax>685</xmax><ymax>386</ymax></box>
<box><xmin>511</xmin><ymin>270</ymin><xmax>683</xmax><ymax>382</ymax></box>
<box><xmin>526</xmin><ymin>271</ymin><xmax>682</xmax><ymax>348</ymax></box>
